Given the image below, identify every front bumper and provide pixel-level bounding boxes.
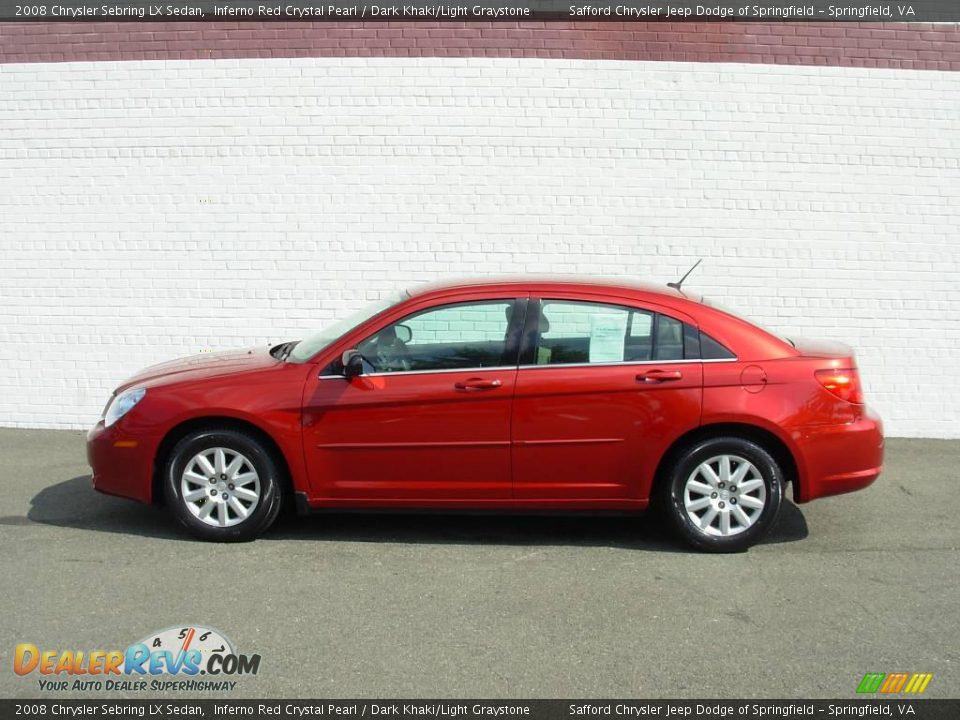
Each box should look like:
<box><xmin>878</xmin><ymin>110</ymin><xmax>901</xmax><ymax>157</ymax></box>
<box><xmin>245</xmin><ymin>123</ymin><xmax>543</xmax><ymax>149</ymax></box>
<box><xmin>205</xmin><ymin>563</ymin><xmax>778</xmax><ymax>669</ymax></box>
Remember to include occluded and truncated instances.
<box><xmin>87</xmin><ymin>421</ymin><xmax>155</xmax><ymax>504</ymax></box>
<box><xmin>793</xmin><ymin>407</ymin><xmax>884</xmax><ymax>503</ymax></box>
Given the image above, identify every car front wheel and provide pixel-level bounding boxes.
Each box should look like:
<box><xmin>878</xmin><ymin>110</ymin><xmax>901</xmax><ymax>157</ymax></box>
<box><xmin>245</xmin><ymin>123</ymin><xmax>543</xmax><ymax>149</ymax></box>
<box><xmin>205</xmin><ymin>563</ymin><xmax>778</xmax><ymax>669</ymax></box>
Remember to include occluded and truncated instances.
<box><xmin>664</xmin><ymin>437</ymin><xmax>783</xmax><ymax>553</ymax></box>
<box><xmin>164</xmin><ymin>428</ymin><xmax>284</xmax><ymax>542</ymax></box>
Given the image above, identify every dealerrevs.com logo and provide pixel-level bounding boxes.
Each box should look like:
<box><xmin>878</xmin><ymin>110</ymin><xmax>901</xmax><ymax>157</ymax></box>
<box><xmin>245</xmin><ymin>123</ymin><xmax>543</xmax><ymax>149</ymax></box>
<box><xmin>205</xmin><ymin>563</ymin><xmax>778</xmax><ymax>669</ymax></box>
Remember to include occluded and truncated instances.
<box><xmin>14</xmin><ymin>625</ymin><xmax>260</xmax><ymax>693</ymax></box>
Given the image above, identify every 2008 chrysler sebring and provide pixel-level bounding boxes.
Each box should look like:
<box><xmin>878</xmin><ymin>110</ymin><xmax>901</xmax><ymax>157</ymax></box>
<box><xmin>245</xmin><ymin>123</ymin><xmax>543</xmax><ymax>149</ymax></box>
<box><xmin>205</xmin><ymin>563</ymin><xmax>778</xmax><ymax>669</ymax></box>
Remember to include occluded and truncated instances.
<box><xmin>88</xmin><ymin>277</ymin><xmax>883</xmax><ymax>552</ymax></box>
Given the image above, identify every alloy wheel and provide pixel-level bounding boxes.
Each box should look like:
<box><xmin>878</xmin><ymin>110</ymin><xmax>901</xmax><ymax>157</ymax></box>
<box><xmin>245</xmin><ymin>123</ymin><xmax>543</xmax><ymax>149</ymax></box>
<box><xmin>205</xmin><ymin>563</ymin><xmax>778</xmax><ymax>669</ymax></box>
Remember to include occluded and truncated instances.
<box><xmin>180</xmin><ymin>447</ymin><xmax>261</xmax><ymax>528</ymax></box>
<box><xmin>682</xmin><ymin>454</ymin><xmax>767</xmax><ymax>537</ymax></box>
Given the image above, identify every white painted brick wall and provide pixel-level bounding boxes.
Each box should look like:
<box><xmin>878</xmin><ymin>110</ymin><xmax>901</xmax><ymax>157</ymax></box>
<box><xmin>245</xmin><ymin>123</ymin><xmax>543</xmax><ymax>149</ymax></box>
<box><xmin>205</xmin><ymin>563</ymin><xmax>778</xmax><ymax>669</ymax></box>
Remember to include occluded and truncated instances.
<box><xmin>0</xmin><ymin>58</ymin><xmax>957</xmax><ymax>437</ymax></box>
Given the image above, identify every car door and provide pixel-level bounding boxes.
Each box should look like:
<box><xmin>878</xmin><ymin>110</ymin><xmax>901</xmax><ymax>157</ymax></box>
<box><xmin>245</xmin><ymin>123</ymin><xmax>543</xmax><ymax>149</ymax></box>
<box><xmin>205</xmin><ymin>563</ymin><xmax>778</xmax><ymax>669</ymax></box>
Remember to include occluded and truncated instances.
<box><xmin>301</xmin><ymin>296</ymin><xmax>526</xmax><ymax>501</ymax></box>
<box><xmin>512</xmin><ymin>297</ymin><xmax>703</xmax><ymax>500</ymax></box>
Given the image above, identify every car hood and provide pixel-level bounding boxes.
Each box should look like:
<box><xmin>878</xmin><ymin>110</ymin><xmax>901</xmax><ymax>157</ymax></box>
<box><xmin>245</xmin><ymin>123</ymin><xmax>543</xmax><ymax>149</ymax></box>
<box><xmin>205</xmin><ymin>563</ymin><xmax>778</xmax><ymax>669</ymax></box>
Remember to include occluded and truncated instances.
<box><xmin>116</xmin><ymin>347</ymin><xmax>280</xmax><ymax>392</ymax></box>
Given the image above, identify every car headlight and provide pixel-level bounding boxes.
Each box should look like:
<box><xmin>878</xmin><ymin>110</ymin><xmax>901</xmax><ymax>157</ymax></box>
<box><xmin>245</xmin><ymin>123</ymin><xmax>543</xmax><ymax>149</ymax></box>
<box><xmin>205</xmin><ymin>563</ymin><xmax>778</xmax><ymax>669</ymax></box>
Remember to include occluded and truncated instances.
<box><xmin>104</xmin><ymin>387</ymin><xmax>146</xmax><ymax>427</ymax></box>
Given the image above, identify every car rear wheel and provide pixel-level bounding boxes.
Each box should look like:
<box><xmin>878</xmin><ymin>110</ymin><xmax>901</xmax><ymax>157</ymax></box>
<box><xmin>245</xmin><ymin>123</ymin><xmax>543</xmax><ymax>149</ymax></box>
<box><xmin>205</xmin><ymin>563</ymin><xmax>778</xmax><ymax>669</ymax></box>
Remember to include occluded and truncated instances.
<box><xmin>164</xmin><ymin>428</ymin><xmax>284</xmax><ymax>542</ymax></box>
<box><xmin>664</xmin><ymin>437</ymin><xmax>783</xmax><ymax>553</ymax></box>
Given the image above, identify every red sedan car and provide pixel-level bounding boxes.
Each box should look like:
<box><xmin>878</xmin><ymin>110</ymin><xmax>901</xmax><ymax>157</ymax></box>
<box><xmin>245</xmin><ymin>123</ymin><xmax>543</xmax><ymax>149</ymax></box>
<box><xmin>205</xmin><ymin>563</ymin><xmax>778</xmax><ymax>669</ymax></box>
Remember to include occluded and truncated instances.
<box><xmin>88</xmin><ymin>277</ymin><xmax>883</xmax><ymax>551</ymax></box>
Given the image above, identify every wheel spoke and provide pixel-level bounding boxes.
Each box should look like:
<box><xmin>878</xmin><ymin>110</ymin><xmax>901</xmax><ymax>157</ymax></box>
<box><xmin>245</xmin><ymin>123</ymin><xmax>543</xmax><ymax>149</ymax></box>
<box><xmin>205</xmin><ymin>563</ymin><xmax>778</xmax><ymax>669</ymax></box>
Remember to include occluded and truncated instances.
<box><xmin>214</xmin><ymin>449</ymin><xmax>226</xmax><ymax>475</ymax></box>
<box><xmin>685</xmin><ymin>497</ymin><xmax>711</xmax><ymax>512</ymax></box>
<box><xmin>232</xmin><ymin>472</ymin><xmax>258</xmax><ymax>486</ymax></box>
<box><xmin>183</xmin><ymin>488</ymin><xmax>208</xmax><ymax>503</ymax></box>
<box><xmin>197</xmin><ymin>501</ymin><xmax>215</xmax><ymax>520</ymax></box>
<box><xmin>719</xmin><ymin>455</ymin><xmax>731</xmax><ymax>483</ymax></box>
<box><xmin>731</xmin><ymin>461</ymin><xmax>752</xmax><ymax>485</ymax></box>
<box><xmin>719</xmin><ymin>509</ymin><xmax>731</xmax><ymax>535</ymax></box>
<box><xmin>196</xmin><ymin>455</ymin><xmax>216</xmax><ymax>477</ymax></box>
<box><xmin>224</xmin><ymin>454</ymin><xmax>245</xmax><ymax>480</ymax></box>
<box><xmin>183</xmin><ymin>470</ymin><xmax>208</xmax><ymax>485</ymax></box>
<box><xmin>687</xmin><ymin>480</ymin><xmax>713</xmax><ymax>496</ymax></box>
<box><xmin>699</xmin><ymin>506</ymin><xmax>718</xmax><ymax>530</ymax></box>
<box><xmin>731</xmin><ymin>505</ymin><xmax>752</xmax><ymax>527</ymax></box>
<box><xmin>233</xmin><ymin>487</ymin><xmax>259</xmax><ymax>503</ymax></box>
<box><xmin>228</xmin><ymin>496</ymin><xmax>249</xmax><ymax>519</ymax></box>
<box><xmin>738</xmin><ymin>478</ymin><xmax>764</xmax><ymax>494</ymax></box>
<box><xmin>698</xmin><ymin>464</ymin><xmax>720</xmax><ymax>488</ymax></box>
<box><xmin>739</xmin><ymin>495</ymin><xmax>765</xmax><ymax>510</ymax></box>
<box><xmin>217</xmin><ymin>503</ymin><xmax>227</xmax><ymax>527</ymax></box>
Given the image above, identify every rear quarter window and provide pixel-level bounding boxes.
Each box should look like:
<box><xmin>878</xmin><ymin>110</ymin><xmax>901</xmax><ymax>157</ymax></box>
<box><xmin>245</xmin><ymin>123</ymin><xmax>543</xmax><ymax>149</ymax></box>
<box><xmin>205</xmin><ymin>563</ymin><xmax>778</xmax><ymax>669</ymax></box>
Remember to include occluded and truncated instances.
<box><xmin>700</xmin><ymin>332</ymin><xmax>736</xmax><ymax>360</ymax></box>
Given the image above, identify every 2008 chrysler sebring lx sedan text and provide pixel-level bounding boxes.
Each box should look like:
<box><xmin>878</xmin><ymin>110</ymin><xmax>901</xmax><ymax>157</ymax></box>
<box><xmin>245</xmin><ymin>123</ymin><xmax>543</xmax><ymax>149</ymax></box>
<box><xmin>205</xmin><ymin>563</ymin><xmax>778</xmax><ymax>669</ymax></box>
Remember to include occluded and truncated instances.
<box><xmin>88</xmin><ymin>277</ymin><xmax>883</xmax><ymax>552</ymax></box>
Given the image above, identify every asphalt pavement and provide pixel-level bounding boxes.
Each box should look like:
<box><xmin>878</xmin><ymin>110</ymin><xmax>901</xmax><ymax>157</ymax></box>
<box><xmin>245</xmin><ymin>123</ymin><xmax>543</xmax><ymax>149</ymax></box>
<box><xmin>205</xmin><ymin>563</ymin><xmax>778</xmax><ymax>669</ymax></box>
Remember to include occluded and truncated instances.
<box><xmin>0</xmin><ymin>428</ymin><xmax>957</xmax><ymax>699</ymax></box>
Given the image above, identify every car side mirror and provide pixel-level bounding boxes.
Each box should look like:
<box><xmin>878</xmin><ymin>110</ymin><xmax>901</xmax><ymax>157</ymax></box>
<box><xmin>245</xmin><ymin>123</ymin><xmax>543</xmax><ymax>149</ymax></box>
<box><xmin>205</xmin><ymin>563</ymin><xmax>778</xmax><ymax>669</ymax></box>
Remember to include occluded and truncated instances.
<box><xmin>341</xmin><ymin>349</ymin><xmax>365</xmax><ymax>379</ymax></box>
<box><xmin>394</xmin><ymin>324</ymin><xmax>412</xmax><ymax>343</ymax></box>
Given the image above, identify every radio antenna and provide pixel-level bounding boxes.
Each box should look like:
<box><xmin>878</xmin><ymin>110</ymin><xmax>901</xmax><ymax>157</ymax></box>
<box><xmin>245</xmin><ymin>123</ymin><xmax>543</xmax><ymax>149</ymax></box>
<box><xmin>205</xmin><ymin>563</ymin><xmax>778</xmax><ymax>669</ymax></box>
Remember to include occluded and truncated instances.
<box><xmin>667</xmin><ymin>259</ymin><xmax>702</xmax><ymax>291</ymax></box>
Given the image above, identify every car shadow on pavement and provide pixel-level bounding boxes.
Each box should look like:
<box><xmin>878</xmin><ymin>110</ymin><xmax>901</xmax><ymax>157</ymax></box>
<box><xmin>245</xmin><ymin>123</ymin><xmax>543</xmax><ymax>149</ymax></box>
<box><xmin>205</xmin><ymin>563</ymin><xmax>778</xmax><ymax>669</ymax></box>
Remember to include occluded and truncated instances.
<box><xmin>24</xmin><ymin>475</ymin><xmax>184</xmax><ymax>540</ymax></box>
<box><xmin>25</xmin><ymin>475</ymin><xmax>809</xmax><ymax>551</ymax></box>
<box><xmin>267</xmin><ymin>502</ymin><xmax>809</xmax><ymax>551</ymax></box>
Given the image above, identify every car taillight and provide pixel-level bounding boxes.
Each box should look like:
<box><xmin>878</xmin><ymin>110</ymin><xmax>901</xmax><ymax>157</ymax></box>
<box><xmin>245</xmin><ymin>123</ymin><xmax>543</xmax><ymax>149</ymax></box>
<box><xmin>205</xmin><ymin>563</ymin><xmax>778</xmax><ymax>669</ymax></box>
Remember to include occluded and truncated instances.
<box><xmin>815</xmin><ymin>368</ymin><xmax>864</xmax><ymax>404</ymax></box>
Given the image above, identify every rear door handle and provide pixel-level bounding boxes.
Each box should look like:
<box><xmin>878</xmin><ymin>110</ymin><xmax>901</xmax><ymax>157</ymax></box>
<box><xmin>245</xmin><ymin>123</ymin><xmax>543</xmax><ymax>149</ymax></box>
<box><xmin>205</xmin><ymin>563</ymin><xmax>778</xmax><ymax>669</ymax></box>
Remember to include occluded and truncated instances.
<box><xmin>455</xmin><ymin>378</ymin><xmax>503</xmax><ymax>391</ymax></box>
<box><xmin>637</xmin><ymin>369</ymin><xmax>683</xmax><ymax>384</ymax></box>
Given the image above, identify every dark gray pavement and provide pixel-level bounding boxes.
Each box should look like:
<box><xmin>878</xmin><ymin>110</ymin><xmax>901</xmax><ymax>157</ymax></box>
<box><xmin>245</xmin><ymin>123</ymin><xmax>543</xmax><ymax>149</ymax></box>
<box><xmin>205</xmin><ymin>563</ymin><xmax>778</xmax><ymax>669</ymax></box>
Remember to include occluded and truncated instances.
<box><xmin>0</xmin><ymin>429</ymin><xmax>957</xmax><ymax>699</ymax></box>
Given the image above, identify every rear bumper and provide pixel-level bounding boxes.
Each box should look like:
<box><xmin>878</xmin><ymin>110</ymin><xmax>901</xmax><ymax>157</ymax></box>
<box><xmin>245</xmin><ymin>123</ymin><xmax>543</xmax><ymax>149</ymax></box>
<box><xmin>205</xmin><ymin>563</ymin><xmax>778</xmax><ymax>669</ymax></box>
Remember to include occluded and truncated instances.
<box><xmin>87</xmin><ymin>421</ymin><xmax>155</xmax><ymax>504</ymax></box>
<box><xmin>793</xmin><ymin>408</ymin><xmax>884</xmax><ymax>502</ymax></box>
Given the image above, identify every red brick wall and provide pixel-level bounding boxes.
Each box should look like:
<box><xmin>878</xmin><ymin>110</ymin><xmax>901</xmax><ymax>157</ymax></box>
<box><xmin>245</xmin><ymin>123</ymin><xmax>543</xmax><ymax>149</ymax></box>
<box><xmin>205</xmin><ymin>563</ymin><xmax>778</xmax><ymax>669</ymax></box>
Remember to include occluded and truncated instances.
<box><xmin>1</xmin><ymin>21</ymin><xmax>958</xmax><ymax>69</ymax></box>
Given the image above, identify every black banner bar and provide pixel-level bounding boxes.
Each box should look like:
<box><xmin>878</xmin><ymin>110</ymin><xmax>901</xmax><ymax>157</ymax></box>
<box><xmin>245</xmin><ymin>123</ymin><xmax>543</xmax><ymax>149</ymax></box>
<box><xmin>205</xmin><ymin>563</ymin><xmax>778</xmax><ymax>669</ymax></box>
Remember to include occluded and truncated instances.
<box><xmin>0</xmin><ymin>0</ymin><xmax>958</xmax><ymax>23</ymax></box>
<box><xmin>2</xmin><ymin>700</ymin><xmax>960</xmax><ymax>720</ymax></box>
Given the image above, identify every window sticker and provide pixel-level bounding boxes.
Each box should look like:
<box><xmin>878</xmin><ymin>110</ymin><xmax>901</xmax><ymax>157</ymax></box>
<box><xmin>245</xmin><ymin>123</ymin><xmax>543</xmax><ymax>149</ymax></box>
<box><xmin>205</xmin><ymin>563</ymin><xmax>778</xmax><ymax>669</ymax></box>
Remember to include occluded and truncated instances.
<box><xmin>589</xmin><ymin>313</ymin><xmax>628</xmax><ymax>363</ymax></box>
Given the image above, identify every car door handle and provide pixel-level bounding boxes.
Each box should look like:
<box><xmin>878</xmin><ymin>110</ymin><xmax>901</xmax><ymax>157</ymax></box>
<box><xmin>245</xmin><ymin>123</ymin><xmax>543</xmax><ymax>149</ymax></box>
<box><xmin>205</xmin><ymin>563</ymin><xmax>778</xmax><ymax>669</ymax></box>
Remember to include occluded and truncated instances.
<box><xmin>637</xmin><ymin>369</ymin><xmax>683</xmax><ymax>384</ymax></box>
<box><xmin>454</xmin><ymin>378</ymin><xmax>503</xmax><ymax>391</ymax></box>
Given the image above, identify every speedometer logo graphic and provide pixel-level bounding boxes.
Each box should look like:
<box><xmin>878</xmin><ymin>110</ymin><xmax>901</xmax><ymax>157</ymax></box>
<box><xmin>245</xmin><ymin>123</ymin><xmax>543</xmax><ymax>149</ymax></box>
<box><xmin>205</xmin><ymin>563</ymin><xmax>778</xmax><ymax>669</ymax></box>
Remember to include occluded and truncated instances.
<box><xmin>135</xmin><ymin>624</ymin><xmax>234</xmax><ymax>670</ymax></box>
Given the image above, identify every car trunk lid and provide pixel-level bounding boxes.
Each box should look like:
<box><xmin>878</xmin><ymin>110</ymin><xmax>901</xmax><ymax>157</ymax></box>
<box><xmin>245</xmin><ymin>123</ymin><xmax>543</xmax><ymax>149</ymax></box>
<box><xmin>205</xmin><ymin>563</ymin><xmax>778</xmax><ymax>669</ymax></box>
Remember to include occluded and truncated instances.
<box><xmin>790</xmin><ymin>337</ymin><xmax>857</xmax><ymax>361</ymax></box>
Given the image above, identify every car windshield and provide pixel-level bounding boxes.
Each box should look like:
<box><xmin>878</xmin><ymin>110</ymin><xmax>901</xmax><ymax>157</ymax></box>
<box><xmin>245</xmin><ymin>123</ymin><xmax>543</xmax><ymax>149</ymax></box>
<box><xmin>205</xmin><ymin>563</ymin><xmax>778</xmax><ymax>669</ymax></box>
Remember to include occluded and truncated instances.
<box><xmin>286</xmin><ymin>290</ymin><xmax>409</xmax><ymax>363</ymax></box>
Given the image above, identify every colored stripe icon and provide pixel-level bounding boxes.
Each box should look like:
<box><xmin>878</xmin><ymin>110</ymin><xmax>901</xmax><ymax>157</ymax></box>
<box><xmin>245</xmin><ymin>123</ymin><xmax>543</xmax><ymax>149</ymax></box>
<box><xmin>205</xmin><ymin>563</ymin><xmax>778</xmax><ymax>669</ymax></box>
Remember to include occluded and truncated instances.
<box><xmin>857</xmin><ymin>673</ymin><xmax>933</xmax><ymax>694</ymax></box>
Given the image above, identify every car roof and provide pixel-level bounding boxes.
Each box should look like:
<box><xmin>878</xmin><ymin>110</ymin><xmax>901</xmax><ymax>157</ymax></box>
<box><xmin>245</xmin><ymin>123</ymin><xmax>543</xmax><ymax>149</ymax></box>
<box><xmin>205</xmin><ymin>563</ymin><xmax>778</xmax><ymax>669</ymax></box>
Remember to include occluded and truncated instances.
<box><xmin>408</xmin><ymin>275</ymin><xmax>698</xmax><ymax>302</ymax></box>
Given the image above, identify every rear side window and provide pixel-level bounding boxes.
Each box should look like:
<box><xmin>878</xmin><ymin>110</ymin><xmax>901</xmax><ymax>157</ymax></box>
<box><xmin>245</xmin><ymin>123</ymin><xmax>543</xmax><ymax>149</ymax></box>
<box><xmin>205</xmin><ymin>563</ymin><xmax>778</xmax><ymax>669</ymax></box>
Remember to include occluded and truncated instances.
<box><xmin>654</xmin><ymin>315</ymin><xmax>684</xmax><ymax>361</ymax></box>
<box><xmin>522</xmin><ymin>300</ymin><xmax>700</xmax><ymax>365</ymax></box>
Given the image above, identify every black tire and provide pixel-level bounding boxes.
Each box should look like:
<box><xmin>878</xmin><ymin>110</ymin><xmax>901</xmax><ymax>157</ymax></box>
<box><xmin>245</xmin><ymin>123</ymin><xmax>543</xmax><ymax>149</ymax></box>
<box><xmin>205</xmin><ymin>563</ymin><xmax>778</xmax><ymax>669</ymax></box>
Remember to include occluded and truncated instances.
<box><xmin>163</xmin><ymin>428</ymin><xmax>285</xmax><ymax>542</ymax></box>
<box><xmin>663</xmin><ymin>437</ymin><xmax>783</xmax><ymax>553</ymax></box>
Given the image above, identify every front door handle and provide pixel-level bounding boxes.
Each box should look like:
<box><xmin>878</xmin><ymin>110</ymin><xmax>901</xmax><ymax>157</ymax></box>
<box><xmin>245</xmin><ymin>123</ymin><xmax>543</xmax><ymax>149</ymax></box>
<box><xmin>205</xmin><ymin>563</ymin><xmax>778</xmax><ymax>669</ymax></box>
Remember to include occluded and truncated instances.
<box><xmin>455</xmin><ymin>378</ymin><xmax>503</xmax><ymax>391</ymax></box>
<box><xmin>637</xmin><ymin>369</ymin><xmax>683</xmax><ymax>384</ymax></box>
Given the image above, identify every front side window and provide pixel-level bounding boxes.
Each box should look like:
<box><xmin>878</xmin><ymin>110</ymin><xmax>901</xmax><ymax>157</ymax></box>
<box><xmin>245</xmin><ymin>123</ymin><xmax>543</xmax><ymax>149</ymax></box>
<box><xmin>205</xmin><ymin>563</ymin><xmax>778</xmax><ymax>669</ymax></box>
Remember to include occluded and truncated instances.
<box><xmin>356</xmin><ymin>299</ymin><xmax>520</xmax><ymax>373</ymax></box>
<box><xmin>524</xmin><ymin>300</ymin><xmax>695</xmax><ymax>366</ymax></box>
